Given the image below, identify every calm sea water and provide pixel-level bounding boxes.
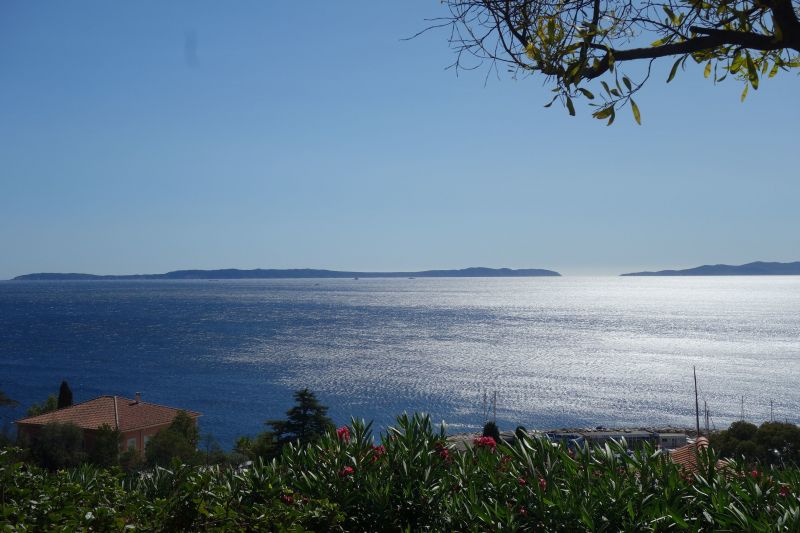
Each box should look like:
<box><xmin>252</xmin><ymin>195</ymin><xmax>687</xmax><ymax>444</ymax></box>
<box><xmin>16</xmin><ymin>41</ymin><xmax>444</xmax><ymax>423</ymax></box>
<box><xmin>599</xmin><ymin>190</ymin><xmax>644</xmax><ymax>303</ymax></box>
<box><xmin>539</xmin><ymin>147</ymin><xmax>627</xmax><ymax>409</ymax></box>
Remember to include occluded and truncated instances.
<box><xmin>1</xmin><ymin>277</ymin><xmax>799</xmax><ymax>448</ymax></box>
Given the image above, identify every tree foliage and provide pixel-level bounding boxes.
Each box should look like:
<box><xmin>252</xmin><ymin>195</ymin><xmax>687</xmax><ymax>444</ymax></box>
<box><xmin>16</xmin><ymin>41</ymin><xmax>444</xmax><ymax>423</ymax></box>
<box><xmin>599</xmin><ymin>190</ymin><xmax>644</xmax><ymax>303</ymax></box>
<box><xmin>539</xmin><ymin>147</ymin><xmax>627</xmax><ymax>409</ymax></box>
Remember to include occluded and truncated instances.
<box><xmin>267</xmin><ymin>388</ymin><xmax>334</xmax><ymax>447</ymax></box>
<box><xmin>26</xmin><ymin>395</ymin><xmax>58</xmax><ymax>417</ymax></box>
<box><xmin>57</xmin><ymin>381</ymin><xmax>73</xmax><ymax>409</ymax></box>
<box><xmin>710</xmin><ymin>420</ymin><xmax>800</xmax><ymax>465</ymax></box>
<box><xmin>145</xmin><ymin>410</ymin><xmax>200</xmax><ymax>467</ymax></box>
<box><xmin>87</xmin><ymin>423</ymin><xmax>120</xmax><ymax>468</ymax></box>
<box><xmin>434</xmin><ymin>0</ymin><xmax>800</xmax><ymax>122</ymax></box>
<box><xmin>28</xmin><ymin>422</ymin><xmax>85</xmax><ymax>470</ymax></box>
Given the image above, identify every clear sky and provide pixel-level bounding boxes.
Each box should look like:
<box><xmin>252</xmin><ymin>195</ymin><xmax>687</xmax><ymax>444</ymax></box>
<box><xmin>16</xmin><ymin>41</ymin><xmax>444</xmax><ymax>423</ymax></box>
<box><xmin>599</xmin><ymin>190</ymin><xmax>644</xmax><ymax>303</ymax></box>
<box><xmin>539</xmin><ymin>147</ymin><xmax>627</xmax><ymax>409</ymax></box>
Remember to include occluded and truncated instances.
<box><xmin>1</xmin><ymin>1</ymin><xmax>797</xmax><ymax>278</ymax></box>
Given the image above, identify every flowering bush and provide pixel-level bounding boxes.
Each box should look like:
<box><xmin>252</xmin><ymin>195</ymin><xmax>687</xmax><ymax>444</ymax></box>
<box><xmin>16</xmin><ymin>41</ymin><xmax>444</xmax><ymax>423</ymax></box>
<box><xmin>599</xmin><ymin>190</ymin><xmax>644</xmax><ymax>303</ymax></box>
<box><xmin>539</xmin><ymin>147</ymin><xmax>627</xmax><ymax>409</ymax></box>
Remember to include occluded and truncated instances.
<box><xmin>473</xmin><ymin>435</ymin><xmax>497</xmax><ymax>451</ymax></box>
<box><xmin>2</xmin><ymin>415</ymin><xmax>800</xmax><ymax>531</ymax></box>
<box><xmin>336</xmin><ymin>426</ymin><xmax>351</xmax><ymax>443</ymax></box>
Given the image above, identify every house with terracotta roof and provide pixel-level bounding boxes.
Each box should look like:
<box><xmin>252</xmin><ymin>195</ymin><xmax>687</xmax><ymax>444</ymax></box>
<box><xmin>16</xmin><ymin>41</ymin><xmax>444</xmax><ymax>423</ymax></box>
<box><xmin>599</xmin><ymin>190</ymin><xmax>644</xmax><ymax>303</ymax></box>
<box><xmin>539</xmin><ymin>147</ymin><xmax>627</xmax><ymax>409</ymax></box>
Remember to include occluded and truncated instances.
<box><xmin>16</xmin><ymin>393</ymin><xmax>201</xmax><ymax>455</ymax></box>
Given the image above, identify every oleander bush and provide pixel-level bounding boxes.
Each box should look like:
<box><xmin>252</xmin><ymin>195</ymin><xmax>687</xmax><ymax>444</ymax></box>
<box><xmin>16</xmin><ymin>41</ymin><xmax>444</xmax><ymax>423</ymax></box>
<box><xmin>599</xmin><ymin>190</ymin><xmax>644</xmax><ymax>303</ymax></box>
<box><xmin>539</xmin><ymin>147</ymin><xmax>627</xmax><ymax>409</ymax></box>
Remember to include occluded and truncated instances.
<box><xmin>2</xmin><ymin>413</ymin><xmax>799</xmax><ymax>531</ymax></box>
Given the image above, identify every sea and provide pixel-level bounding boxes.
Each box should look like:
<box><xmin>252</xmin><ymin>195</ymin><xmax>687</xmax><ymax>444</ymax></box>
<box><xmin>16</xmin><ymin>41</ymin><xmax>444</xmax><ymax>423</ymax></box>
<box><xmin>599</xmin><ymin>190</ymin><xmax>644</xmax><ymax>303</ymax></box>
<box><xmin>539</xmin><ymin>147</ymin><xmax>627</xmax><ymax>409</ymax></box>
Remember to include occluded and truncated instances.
<box><xmin>1</xmin><ymin>277</ymin><xmax>799</xmax><ymax>448</ymax></box>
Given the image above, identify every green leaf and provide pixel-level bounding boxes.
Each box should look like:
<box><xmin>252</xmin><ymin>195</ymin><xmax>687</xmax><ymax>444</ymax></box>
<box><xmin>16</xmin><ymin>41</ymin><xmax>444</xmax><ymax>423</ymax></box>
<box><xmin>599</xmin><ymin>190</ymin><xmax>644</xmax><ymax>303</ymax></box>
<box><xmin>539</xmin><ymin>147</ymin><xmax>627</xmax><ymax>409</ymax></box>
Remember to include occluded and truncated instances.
<box><xmin>630</xmin><ymin>99</ymin><xmax>641</xmax><ymax>125</ymax></box>
<box><xmin>769</xmin><ymin>62</ymin><xmax>780</xmax><ymax>78</ymax></box>
<box><xmin>592</xmin><ymin>106</ymin><xmax>613</xmax><ymax>119</ymax></box>
<box><xmin>667</xmin><ymin>58</ymin><xmax>681</xmax><ymax>82</ymax></box>
<box><xmin>607</xmin><ymin>107</ymin><xmax>616</xmax><ymax>126</ymax></box>
<box><xmin>623</xmin><ymin>76</ymin><xmax>633</xmax><ymax>91</ymax></box>
<box><xmin>746</xmin><ymin>53</ymin><xmax>759</xmax><ymax>89</ymax></box>
<box><xmin>740</xmin><ymin>83</ymin><xmax>749</xmax><ymax>102</ymax></box>
<box><xmin>577</xmin><ymin>88</ymin><xmax>595</xmax><ymax>99</ymax></box>
<box><xmin>703</xmin><ymin>61</ymin><xmax>712</xmax><ymax>78</ymax></box>
<box><xmin>566</xmin><ymin>96</ymin><xmax>576</xmax><ymax>116</ymax></box>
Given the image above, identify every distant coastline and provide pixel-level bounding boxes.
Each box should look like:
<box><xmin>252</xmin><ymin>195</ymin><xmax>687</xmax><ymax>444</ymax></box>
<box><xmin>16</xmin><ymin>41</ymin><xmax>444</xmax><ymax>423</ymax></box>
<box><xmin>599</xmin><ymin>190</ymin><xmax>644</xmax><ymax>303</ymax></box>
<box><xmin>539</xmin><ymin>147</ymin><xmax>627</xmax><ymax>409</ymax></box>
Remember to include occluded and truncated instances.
<box><xmin>621</xmin><ymin>261</ymin><xmax>800</xmax><ymax>277</ymax></box>
<box><xmin>12</xmin><ymin>267</ymin><xmax>561</xmax><ymax>281</ymax></box>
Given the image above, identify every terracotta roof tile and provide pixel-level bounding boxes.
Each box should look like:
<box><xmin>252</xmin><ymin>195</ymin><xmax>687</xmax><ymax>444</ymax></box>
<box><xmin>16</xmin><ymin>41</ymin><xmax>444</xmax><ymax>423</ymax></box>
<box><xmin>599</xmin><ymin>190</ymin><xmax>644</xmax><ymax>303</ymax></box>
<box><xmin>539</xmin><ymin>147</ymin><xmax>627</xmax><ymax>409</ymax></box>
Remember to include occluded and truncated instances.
<box><xmin>669</xmin><ymin>436</ymin><xmax>710</xmax><ymax>473</ymax></box>
<box><xmin>16</xmin><ymin>396</ymin><xmax>200</xmax><ymax>432</ymax></box>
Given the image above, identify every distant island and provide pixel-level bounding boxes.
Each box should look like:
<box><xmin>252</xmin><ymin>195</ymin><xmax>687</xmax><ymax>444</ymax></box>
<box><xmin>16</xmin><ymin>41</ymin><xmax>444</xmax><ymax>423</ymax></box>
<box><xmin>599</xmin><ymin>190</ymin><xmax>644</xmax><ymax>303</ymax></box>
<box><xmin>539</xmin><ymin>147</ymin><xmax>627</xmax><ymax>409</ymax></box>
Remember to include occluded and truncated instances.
<box><xmin>13</xmin><ymin>267</ymin><xmax>561</xmax><ymax>281</ymax></box>
<box><xmin>621</xmin><ymin>261</ymin><xmax>800</xmax><ymax>277</ymax></box>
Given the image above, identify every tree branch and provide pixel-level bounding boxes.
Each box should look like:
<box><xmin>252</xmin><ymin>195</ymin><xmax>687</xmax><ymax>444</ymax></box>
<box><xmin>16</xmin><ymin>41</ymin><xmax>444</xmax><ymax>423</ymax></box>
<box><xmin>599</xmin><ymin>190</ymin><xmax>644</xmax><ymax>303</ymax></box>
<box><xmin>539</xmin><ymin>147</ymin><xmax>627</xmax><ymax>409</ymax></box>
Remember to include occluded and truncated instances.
<box><xmin>583</xmin><ymin>30</ymin><xmax>788</xmax><ymax>79</ymax></box>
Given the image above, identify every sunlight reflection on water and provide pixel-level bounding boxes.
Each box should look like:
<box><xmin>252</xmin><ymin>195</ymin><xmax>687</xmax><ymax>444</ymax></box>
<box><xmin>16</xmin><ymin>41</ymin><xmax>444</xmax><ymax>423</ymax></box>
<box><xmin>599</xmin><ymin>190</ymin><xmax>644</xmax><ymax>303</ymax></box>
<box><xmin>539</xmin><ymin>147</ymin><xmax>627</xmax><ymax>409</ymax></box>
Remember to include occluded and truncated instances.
<box><xmin>1</xmin><ymin>277</ymin><xmax>798</xmax><ymax>447</ymax></box>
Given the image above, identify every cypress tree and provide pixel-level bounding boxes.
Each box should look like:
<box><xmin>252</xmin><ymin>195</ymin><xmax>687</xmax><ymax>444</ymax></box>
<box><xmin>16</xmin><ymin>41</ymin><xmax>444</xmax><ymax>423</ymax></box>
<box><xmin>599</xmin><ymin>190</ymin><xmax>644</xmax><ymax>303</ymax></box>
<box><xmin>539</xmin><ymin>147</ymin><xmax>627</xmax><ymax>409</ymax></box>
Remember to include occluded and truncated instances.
<box><xmin>57</xmin><ymin>381</ymin><xmax>73</xmax><ymax>409</ymax></box>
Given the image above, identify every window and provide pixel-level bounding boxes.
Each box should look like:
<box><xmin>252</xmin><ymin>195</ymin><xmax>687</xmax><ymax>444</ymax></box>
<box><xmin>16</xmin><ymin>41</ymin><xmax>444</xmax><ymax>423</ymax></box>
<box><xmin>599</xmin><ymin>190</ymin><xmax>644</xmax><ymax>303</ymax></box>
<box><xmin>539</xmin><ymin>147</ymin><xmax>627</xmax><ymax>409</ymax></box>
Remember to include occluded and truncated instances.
<box><xmin>144</xmin><ymin>435</ymin><xmax>152</xmax><ymax>448</ymax></box>
<box><xmin>127</xmin><ymin>437</ymin><xmax>137</xmax><ymax>450</ymax></box>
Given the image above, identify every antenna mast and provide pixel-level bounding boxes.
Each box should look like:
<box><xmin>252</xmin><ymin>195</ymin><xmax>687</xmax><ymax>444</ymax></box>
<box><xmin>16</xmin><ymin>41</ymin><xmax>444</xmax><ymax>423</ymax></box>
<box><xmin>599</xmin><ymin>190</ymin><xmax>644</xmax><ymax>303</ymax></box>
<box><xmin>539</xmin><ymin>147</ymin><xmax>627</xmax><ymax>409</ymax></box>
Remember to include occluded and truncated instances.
<box><xmin>694</xmin><ymin>366</ymin><xmax>701</xmax><ymax>436</ymax></box>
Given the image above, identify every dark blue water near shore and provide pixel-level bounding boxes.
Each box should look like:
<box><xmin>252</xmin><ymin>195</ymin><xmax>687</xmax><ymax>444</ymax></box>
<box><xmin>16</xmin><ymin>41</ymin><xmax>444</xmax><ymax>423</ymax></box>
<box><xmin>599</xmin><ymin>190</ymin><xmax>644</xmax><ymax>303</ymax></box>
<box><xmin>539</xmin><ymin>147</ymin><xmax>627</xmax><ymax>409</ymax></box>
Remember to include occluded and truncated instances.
<box><xmin>2</xmin><ymin>278</ymin><xmax>799</xmax><ymax>448</ymax></box>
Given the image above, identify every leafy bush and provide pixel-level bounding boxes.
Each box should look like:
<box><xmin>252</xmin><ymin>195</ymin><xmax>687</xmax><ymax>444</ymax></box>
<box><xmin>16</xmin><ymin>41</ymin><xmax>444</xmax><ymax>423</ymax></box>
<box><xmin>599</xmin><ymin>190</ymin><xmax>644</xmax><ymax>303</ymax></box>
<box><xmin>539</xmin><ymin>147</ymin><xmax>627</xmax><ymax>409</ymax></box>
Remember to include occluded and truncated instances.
<box><xmin>2</xmin><ymin>414</ymin><xmax>800</xmax><ymax>531</ymax></box>
<box><xmin>710</xmin><ymin>421</ymin><xmax>800</xmax><ymax>466</ymax></box>
<box><xmin>145</xmin><ymin>410</ymin><xmax>200</xmax><ymax>467</ymax></box>
<box><xmin>87</xmin><ymin>423</ymin><xmax>121</xmax><ymax>468</ymax></box>
<box><xmin>483</xmin><ymin>420</ymin><xmax>501</xmax><ymax>442</ymax></box>
<box><xmin>28</xmin><ymin>422</ymin><xmax>85</xmax><ymax>471</ymax></box>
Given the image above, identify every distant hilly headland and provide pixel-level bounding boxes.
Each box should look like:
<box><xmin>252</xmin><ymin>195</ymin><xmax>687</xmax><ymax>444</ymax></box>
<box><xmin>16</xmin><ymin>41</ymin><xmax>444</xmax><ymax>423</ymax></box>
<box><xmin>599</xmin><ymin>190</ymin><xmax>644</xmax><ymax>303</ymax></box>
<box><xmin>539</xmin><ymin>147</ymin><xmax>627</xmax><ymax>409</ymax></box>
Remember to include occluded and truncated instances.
<box><xmin>621</xmin><ymin>261</ymin><xmax>800</xmax><ymax>277</ymax></box>
<box><xmin>12</xmin><ymin>267</ymin><xmax>561</xmax><ymax>281</ymax></box>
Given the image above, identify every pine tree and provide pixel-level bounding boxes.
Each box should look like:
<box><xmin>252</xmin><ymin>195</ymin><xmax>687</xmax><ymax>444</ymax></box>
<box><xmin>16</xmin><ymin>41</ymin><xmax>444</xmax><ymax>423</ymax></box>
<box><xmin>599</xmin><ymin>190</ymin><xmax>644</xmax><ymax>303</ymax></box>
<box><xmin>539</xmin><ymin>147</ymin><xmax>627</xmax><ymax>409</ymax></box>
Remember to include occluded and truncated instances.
<box><xmin>57</xmin><ymin>381</ymin><xmax>73</xmax><ymax>409</ymax></box>
<box><xmin>267</xmin><ymin>388</ymin><xmax>333</xmax><ymax>446</ymax></box>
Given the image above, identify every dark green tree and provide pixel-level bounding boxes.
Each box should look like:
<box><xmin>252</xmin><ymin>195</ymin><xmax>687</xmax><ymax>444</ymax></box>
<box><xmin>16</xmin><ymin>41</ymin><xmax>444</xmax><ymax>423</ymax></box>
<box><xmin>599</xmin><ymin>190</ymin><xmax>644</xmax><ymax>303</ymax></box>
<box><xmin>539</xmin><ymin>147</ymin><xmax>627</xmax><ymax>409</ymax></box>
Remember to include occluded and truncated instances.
<box><xmin>710</xmin><ymin>420</ymin><xmax>800</xmax><ymax>465</ymax></box>
<box><xmin>483</xmin><ymin>421</ymin><xmax>501</xmax><ymax>442</ymax></box>
<box><xmin>88</xmin><ymin>423</ymin><xmax>121</xmax><ymax>468</ymax></box>
<box><xmin>57</xmin><ymin>381</ymin><xmax>73</xmax><ymax>409</ymax></box>
<box><xmin>267</xmin><ymin>388</ymin><xmax>334</xmax><ymax>447</ymax></box>
<box><xmin>145</xmin><ymin>410</ymin><xmax>200</xmax><ymax>466</ymax></box>
<box><xmin>436</xmin><ymin>0</ymin><xmax>800</xmax><ymax>123</ymax></box>
<box><xmin>29</xmin><ymin>422</ymin><xmax>85</xmax><ymax>470</ymax></box>
<box><xmin>26</xmin><ymin>394</ymin><xmax>58</xmax><ymax>417</ymax></box>
<box><xmin>0</xmin><ymin>389</ymin><xmax>18</xmax><ymax>447</ymax></box>
<box><xmin>234</xmin><ymin>431</ymin><xmax>277</xmax><ymax>462</ymax></box>
<box><xmin>754</xmin><ymin>422</ymin><xmax>800</xmax><ymax>465</ymax></box>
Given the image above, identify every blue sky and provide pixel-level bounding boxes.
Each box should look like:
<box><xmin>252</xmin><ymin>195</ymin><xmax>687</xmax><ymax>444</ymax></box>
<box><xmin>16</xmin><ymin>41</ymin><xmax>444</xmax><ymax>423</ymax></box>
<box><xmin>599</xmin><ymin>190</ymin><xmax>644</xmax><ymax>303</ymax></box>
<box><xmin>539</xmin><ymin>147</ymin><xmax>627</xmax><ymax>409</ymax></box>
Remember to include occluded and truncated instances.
<box><xmin>1</xmin><ymin>0</ymin><xmax>797</xmax><ymax>278</ymax></box>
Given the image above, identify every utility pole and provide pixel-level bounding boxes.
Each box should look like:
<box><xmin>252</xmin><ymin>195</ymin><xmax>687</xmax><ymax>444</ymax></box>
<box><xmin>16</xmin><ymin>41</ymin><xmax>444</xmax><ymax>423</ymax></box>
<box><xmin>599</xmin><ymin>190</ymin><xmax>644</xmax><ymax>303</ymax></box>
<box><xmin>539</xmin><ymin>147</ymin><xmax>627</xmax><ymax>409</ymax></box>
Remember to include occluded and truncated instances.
<box><xmin>694</xmin><ymin>367</ymin><xmax>701</xmax><ymax>437</ymax></box>
<box><xmin>493</xmin><ymin>391</ymin><xmax>497</xmax><ymax>422</ymax></box>
<box><xmin>770</xmin><ymin>399</ymin><xmax>774</xmax><ymax>422</ymax></box>
<box><xmin>741</xmin><ymin>396</ymin><xmax>744</xmax><ymax>421</ymax></box>
<box><xmin>704</xmin><ymin>400</ymin><xmax>710</xmax><ymax>434</ymax></box>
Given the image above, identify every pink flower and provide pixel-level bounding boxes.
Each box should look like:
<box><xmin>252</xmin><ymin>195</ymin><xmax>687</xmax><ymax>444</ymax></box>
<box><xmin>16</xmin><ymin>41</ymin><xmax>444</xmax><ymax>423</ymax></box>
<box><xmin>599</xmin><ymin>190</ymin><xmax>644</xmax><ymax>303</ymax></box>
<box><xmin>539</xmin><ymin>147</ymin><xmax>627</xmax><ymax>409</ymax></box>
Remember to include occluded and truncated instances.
<box><xmin>336</xmin><ymin>426</ymin><xmax>351</xmax><ymax>443</ymax></box>
<box><xmin>539</xmin><ymin>477</ymin><xmax>547</xmax><ymax>491</ymax></box>
<box><xmin>280</xmin><ymin>494</ymin><xmax>294</xmax><ymax>505</ymax></box>
<box><xmin>750</xmin><ymin>469</ymin><xmax>759</xmax><ymax>479</ymax></box>
<box><xmin>338</xmin><ymin>466</ymin><xmax>354</xmax><ymax>477</ymax></box>
<box><xmin>473</xmin><ymin>436</ymin><xmax>497</xmax><ymax>451</ymax></box>
<box><xmin>371</xmin><ymin>444</ymin><xmax>386</xmax><ymax>463</ymax></box>
<box><xmin>518</xmin><ymin>506</ymin><xmax>528</xmax><ymax>517</ymax></box>
<box><xmin>518</xmin><ymin>477</ymin><xmax>527</xmax><ymax>486</ymax></box>
<box><xmin>779</xmin><ymin>484</ymin><xmax>791</xmax><ymax>497</ymax></box>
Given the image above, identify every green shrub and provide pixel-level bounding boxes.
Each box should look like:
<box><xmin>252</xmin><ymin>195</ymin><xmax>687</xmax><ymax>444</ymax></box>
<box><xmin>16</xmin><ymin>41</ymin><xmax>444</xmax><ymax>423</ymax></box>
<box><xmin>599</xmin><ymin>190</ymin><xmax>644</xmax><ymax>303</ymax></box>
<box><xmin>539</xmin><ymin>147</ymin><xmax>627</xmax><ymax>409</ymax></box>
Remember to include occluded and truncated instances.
<box><xmin>3</xmin><ymin>415</ymin><xmax>800</xmax><ymax>531</ymax></box>
<box><xmin>483</xmin><ymin>420</ymin><xmax>501</xmax><ymax>441</ymax></box>
<box><xmin>28</xmin><ymin>422</ymin><xmax>85</xmax><ymax>470</ymax></box>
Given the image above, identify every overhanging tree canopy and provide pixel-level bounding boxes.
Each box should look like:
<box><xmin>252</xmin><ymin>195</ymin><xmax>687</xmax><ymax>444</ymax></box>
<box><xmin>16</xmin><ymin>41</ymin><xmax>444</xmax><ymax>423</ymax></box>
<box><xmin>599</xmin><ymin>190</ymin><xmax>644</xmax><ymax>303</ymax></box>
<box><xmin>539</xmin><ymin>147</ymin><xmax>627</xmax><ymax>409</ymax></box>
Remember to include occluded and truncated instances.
<box><xmin>434</xmin><ymin>0</ymin><xmax>800</xmax><ymax>123</ymax></box>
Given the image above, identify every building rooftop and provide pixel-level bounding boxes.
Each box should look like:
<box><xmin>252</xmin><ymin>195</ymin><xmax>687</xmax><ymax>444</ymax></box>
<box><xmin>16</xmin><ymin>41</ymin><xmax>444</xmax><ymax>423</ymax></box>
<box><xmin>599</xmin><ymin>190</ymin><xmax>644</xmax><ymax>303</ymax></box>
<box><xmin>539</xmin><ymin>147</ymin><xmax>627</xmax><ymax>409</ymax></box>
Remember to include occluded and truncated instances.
<box><xmin>669</xmin><ymin>437</ymin><xmax>710</xmax><ymax>473</ymax></box>
<box><xmin>16</xmin><ymin>395</ymin><xmax>200</xmax><ymax>432</ymax></box>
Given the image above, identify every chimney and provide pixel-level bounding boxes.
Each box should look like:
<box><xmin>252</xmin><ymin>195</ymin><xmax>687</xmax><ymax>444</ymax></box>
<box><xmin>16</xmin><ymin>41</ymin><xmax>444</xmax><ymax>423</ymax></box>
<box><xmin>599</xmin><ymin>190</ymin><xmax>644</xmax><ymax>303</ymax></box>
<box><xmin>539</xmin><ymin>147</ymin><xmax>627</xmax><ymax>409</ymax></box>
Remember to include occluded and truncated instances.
<box><xmin>135</xmin><ymin>392</ymin><xmax>141</xmax><ymax>404</ymax></box>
